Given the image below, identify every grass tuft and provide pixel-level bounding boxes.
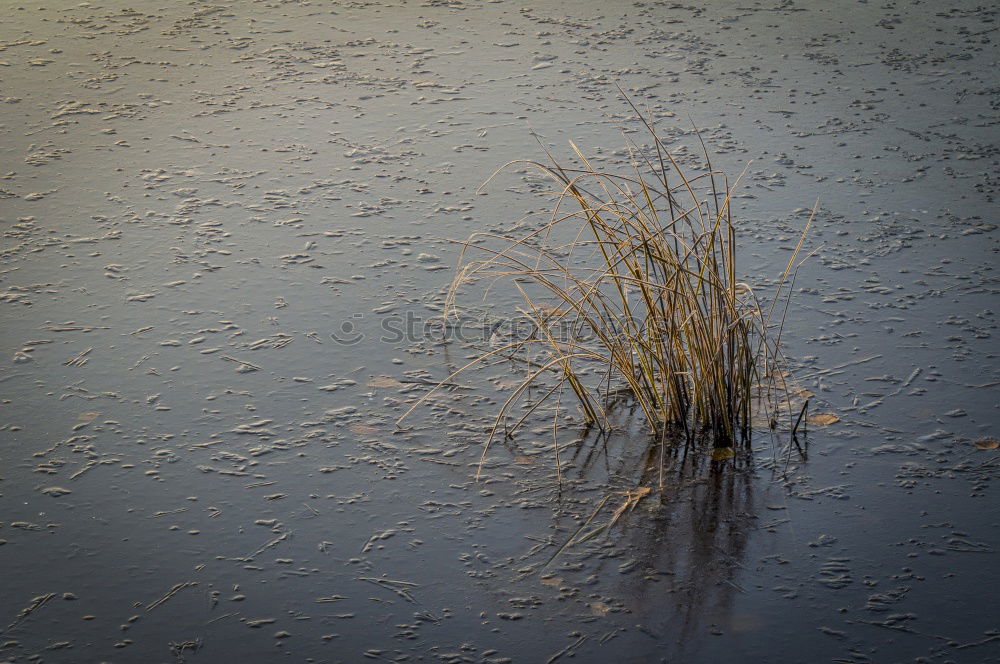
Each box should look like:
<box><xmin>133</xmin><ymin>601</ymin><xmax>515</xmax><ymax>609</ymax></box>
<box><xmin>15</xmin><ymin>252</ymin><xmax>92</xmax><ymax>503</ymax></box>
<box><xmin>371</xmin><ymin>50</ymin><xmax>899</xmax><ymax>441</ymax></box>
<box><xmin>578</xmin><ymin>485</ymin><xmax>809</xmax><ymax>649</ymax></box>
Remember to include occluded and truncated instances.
<box><xmin>399</xmin><ymin>98</ymin><xmax>811</xmax><ymax>473</ymax></box>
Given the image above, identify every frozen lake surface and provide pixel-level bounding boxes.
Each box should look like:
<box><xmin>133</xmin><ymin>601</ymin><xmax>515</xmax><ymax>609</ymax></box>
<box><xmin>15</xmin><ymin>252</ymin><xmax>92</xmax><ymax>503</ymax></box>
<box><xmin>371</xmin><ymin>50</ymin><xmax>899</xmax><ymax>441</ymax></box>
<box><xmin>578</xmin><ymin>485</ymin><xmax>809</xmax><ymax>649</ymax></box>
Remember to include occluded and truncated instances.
<box><xmin>0</xmin><ymin>1</ymin><xmax>997</xmax><ymax>662</ymax></box>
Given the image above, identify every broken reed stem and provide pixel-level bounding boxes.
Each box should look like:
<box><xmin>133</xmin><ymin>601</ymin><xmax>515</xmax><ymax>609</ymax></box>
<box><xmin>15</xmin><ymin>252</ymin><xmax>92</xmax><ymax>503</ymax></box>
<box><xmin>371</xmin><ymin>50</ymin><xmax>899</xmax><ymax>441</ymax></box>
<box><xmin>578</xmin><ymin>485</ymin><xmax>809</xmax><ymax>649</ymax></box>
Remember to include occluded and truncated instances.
<box><xmin>792</xmin><ymin>399</ymin><xmax>809</xmax><ymax>438</ymax></box>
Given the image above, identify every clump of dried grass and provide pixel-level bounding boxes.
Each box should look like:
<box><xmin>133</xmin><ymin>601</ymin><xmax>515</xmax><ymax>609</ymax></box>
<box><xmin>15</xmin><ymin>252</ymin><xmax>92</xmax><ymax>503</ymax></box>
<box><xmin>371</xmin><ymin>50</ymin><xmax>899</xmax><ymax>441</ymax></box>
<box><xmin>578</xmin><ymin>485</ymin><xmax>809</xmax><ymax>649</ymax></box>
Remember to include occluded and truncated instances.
<box><xmin>400</xmin><ymin>100</ymin><xmax>811</xmax><ymax>470</ymax></box>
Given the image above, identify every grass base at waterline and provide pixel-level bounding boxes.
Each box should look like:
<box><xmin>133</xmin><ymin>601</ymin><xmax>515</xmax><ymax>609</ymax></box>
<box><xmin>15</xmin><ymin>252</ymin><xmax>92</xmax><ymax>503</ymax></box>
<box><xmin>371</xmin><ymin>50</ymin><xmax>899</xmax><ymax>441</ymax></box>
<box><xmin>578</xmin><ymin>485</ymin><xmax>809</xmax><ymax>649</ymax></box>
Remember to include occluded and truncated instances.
<box><xmin>399</xmin><ymin>104</ymin><xmax>812</xmax><ymax>464</ymax></box>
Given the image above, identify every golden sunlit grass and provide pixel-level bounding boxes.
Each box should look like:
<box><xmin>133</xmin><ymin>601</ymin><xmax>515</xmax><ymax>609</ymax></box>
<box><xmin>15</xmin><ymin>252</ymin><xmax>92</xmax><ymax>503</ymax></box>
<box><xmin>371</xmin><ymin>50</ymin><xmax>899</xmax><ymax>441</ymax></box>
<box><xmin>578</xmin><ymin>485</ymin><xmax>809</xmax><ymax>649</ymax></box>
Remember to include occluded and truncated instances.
<box><xmin>399</xmin><ymin>98</ymin><xmax>811</xmax><ymax>474</ymax></box>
